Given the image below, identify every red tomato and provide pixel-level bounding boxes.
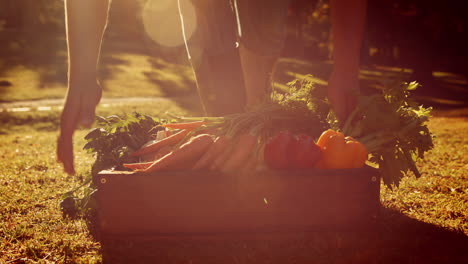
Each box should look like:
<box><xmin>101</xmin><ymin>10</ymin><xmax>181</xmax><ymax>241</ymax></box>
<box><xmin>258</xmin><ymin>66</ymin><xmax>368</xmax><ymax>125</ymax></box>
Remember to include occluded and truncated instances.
<box><xmin>290</xmin><ymin>134</ymin><xmax>322</xmax><ymax>169</ymax></box>
<box><xmin>264</xmin><ymin>131</ymin><xmax>294</xmax><ymax>169</ymax></box>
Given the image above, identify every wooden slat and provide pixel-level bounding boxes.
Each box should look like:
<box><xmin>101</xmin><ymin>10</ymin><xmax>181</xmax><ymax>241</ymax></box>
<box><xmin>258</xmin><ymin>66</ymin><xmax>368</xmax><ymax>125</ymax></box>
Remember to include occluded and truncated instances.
<box><xmin>96</xmin><ymin>167</ymin><xmax>380</xmax><ymax>235</ymax></box>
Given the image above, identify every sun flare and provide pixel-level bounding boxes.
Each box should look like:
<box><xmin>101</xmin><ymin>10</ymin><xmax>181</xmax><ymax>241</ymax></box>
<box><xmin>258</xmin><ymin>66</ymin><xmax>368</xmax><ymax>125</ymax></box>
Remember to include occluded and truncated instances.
<box><xmin>142</xmin><ymin>0</ymin><xmax>197</xmax><ymax>48</ymax></box>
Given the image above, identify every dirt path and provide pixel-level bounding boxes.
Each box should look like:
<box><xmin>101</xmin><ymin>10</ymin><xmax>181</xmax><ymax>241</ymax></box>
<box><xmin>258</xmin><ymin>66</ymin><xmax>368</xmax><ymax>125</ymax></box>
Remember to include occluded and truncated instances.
<box><xmin>0</xmin><ymin>97</ymin><xmax>175</xmax><ymax>112</ymax></box>
<box><xmin>2</xmin><ymin>95</ymin><xmax>466</xmax><ymax>117</ymax></box>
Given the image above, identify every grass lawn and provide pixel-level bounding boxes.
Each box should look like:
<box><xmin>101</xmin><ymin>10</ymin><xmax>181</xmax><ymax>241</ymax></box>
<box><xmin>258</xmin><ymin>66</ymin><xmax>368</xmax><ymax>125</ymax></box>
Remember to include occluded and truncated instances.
<box><xmin>1</xmin><ymin>38</ymin><xmax>467</xmax><ymax>111</ymax></box>
<box><xmin>0</xmin><ymin>100</ymin><xmax>467</xmax><ymax>263</ymax></box>
<box><xmin>1</xmin><ymin>38</ymin><xmax>467</xmax><ymax>263</ymax></box>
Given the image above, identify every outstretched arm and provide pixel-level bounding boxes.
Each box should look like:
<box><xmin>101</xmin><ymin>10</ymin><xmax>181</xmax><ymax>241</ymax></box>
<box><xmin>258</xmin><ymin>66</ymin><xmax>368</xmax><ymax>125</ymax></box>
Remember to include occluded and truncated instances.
<box><xmin>328</xmin><ymin>0</ymin><xmax>367</xmax><ymax>122</ymax></box>
<box><xmin>57</xmin><ymin>0</ymin><xmax>110</xmax><ymax>174</ymax></box>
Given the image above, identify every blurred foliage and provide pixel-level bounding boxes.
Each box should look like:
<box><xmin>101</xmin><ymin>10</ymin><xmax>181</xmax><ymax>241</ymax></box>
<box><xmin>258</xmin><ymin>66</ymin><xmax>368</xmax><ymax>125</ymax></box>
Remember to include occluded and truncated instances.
<box><xmin>0</xmin><ymin>0</ymin><xmax>466</xmax><ymax>87</ymax></box>
<box><xmin>365</xmin><ymin>0</ymin><xmax>467</xmax><ymax>73</ymax></box>
<box><xmin>283</xmin><ymin>0</ymin><xmax>467</xmax><ymax>74</ymax></box>
<box><xmin>0</xmin><ymin>0</ymin><xmax>64</xmax><ymax>31</ymax></box>
<box><xmin>0</xmin><ymin>0</ymin><xmax>146</xmax><ymax>35</ymax></box>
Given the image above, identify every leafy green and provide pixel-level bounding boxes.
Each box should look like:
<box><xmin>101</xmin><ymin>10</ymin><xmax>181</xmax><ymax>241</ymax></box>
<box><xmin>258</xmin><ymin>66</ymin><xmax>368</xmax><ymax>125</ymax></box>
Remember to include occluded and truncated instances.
<box><xmin>260</xmin><ymin>76</ymin><xmax>330</xmax><ymax>137</ymax></box>
<box><xmin>270</xmin><ymin>76</ymin><xmax>433</xmax><ymax>188</ymax></box>
<box><xmin>83</xmin><ymin>112</ymin><xmax>164</xmax><ymax>176</ymax></box>
<box><xmin>60</xmin><ymin>112</ymin><xmax>163</xmax><ymax>232</ymax></box>
<box><xmin>174</xmin><ymin>76</ymin><xmax>330</xmax><ymax>141</ymax></box>
<box><xmin>342</xmin><ymin>80</ymin><xmax>434</xmax><ymax>187</ymax></box>
<box><xmin>272</xmin><ymin>77</ymin><xmax>329</xmax><ymax>118</ymax></box>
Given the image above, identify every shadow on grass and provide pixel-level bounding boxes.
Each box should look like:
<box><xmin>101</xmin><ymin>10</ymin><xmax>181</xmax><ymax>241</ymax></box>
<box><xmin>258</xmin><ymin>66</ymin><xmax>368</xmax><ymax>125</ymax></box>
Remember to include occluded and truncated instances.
<box><xmin>98</xmin><ymin>206</ymin><xmax>467</xmax><ymax>264</ymax></box>
<box><xmin>374</xmin><ymin>207</ymin><xmax>467</xmax><ymax>264</ymax></box>
<box><xmin>143</xmin><ymin>57</ymin><xmax>197</xmax><ymax>97</ymax></box>
<box><xmin>0</xmin><ymin>28</ymin><xmax>200</xmax><ymax>114</ymax></box>
<box><xmin>1</xmin><ymin>27</ymin><xmax>466</xmax><ymax>113</ymax></box>
<box><xmin>0</xmin><ymin>30</ymin><xmax>68</xmax><ymax>89</ymax></box>
<box><xmin>0</xmin><ymin>110</ymin><xmax>61</xmax><ymax>134</ymax></box>
<box><xmin>274</xmin><ymin>58</ymin><xmax>468</xmax><ymax>111</ymax></box>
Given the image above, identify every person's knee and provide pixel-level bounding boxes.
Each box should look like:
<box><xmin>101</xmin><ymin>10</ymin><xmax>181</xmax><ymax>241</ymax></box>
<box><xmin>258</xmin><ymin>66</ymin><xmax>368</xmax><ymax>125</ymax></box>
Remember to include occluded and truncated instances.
<box><xmin>236</xmin><ymin>0</ymin><xmax>290</xmax><ymax>57</ymax></box>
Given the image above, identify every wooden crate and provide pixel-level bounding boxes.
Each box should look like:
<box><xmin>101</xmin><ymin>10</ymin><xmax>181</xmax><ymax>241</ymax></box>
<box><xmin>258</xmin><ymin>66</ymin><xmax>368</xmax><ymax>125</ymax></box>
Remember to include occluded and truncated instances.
<box><xmin>95</xmin><ymin>166</ymin><xmax>380</xmax><ymax>236</ymax></box>
<box><xmin>94</xmin><ymin>167</ymin><xmax>380</xmax><ymax>262</ymax></box>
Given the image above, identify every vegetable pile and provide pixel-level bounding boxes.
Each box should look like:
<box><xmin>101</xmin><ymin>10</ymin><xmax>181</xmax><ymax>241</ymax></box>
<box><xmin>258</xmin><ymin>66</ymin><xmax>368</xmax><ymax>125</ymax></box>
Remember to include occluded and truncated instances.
<box><xmin>84</xmin><ymin>77</ymin><xmax>433</xmax><ymax>188</ymax></box>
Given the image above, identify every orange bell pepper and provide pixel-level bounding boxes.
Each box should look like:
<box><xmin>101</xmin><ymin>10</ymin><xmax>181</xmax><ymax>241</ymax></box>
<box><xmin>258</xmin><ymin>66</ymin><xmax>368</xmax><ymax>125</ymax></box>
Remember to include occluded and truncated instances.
<box><xmin>315</xmin><ymin>129</ymin><xmax>368</xmax><ymax>169</ymax></box>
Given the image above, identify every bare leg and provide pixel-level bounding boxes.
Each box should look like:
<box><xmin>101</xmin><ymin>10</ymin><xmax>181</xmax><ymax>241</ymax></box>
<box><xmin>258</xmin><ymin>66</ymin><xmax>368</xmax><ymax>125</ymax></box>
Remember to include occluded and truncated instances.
<box><xmin>181</xmin><ymin>0</ymin><xmax>246</xmax><ymax>116</ymax></box>
<box><xmin>235</xmin><ymin>0</ymin><xmax>289</xmax><ymax>109</ymax></box>
<box><xmin>329</xmin><ymin>0</ymin><xmax>367</xmax><ymax>122</ymax></box>
<box><xmin>239</xmin><ymin>44</ymin><xmax>276</xmax><ymax>108</ymax></box>
<box><xmin>191</xmin><ymin>50</ymin><xmax>246</xmax><ymax>115</ymax></box>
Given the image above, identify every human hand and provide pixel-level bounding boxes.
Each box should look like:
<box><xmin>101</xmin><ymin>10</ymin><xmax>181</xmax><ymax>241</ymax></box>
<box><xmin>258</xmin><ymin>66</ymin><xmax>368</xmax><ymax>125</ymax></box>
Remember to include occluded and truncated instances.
<box><xmin>327</xmin><ymin>67</ymin><xmax>360</xmax><ymax>123</ymax></box>
<box><xmin>57</xmin><ymin>79</ymin><xmax>102</xmax><ymax>175</ymax></box>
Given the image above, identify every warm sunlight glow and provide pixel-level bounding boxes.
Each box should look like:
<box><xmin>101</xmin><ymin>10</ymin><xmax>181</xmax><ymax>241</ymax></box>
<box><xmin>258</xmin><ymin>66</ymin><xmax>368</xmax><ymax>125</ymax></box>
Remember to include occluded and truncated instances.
<box><xmin>142</xmin><ymin>0</ymin><xmax>197</xmax><ymax>47</ymax></box>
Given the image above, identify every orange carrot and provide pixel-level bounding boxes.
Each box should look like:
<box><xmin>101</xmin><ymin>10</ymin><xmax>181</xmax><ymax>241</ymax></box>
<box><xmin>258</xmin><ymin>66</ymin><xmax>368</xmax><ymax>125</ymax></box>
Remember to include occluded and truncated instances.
<box><xmin>123</xmin><ymin>161</ymin><xmax>154</xmax><ymax>170</ymax></box>
<box><xmin>143</xmin><ymin>134</ymin><xmax>214</xmax><ymax>173</ymax></box>
<box><xmin>165</xmin><ymin>130</ymin><xmax>173</xmax><ymax>137</ymax></box>
<box><xmin>209</xmin><ymin>137</ymin><xmax>234</xmax><ymax>171</ymax></box>
<box><xmin>192</xmin><ymin>135</ymin><xmax>229</xmax><ymax>170</ymax></box>
<box><xmin>239</xmin><ymin>150</ymin><xmax>258</xmax><ymax>175</ymax></box>
<box><xmin>141</xmin><ymin>145</ymin><xmax>174</xmax><ymax>162</ymax></box>
<box><xmin>131</xmin><ymin>129</ymin><xmax>189</xmax><ymax>157</ymax></box>
<box><xmin>163</xmin><ymin>121</ymin><xmax>207</xmax><ymax>130</ymax></box>
<box><xmin>221</xmin><ymin>133</ymin><xmax>258</xmax><ymax>173</ymax></box>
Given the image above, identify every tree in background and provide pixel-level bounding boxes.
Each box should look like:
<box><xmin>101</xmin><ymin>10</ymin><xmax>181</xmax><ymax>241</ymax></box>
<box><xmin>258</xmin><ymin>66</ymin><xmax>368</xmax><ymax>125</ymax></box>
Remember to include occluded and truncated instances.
<box><xmin>0</xmin><ymin>0</ymin><xmax>466</xmax><ymax>81</ymax></box>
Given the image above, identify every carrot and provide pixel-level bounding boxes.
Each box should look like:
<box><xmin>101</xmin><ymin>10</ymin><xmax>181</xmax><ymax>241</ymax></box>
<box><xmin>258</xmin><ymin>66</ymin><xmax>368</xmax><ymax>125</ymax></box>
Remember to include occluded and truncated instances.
<box><xmin>221</xmin><ymin>133</ymin><xmax>258</xmax><ymax>173</ymax></box>
<box><xmin>164</xmin><ymin>129</ymin><xmax>173</xmax><ymax>137</ymax></box>
<box><xmin>131</xmin><ymin>129</ymin><xmax>189</xmax><ymax>157</ymax></box>
<box><xmin>239</xmin><ymin>150</ymin><xmax>258</xmax><ymax>175</ymax></box>
<box><xmin>143</xmin><ymin>134</ymin><xmax>214</xmax><ymax>173</ymax></box>
<box><xmin>141</xmin><ymin>145</ymin><xmax>174</xmax><ymax>162</ymax></box>
<box><xmin>209</xmin><ymin>137</ymin><xmax>234</xmax><ymax>171</ymax></box>
<box><xmin>163</xmin><ymin>121</ymin><xmax>207</xmax><ymax>130</ymax></box>
<box><xmin>123</xmin><ymin>161</ymin><xmax>154</xmax><ymax>170</ymax></box>
<box><xmin>192</xmin><ymin>135</ymin><xmax>229</xmax><ymax>170</ymax></box>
